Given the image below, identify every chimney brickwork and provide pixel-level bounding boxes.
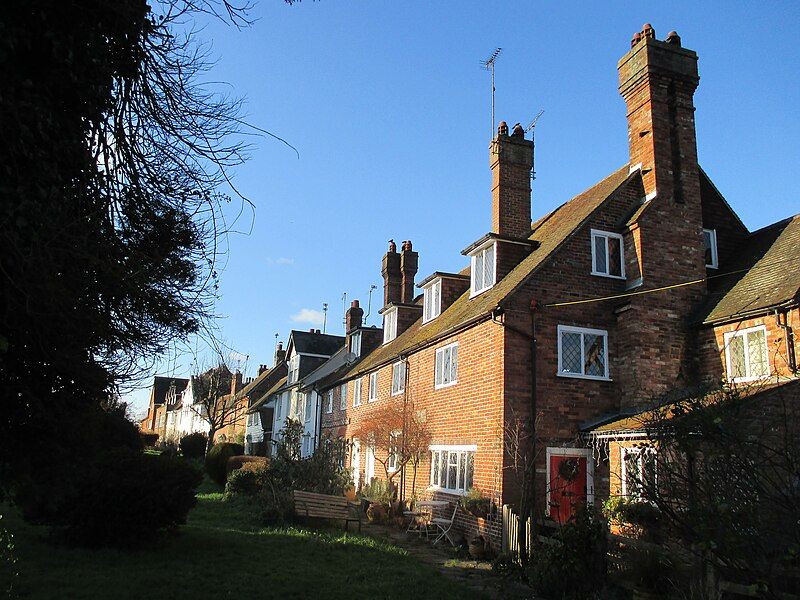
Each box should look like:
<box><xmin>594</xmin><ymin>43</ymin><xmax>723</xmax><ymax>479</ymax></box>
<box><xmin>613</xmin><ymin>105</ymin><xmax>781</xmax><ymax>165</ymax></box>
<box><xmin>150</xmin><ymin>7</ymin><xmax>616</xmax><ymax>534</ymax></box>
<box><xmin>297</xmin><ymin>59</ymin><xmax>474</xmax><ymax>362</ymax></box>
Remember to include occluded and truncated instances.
<box><xmin>274</xmin><ymin>342</ymin><xmax>286</xmax><ymax>366</ymax></box>
<box><xmin>346</xmin><ymin>300</ymin><xmax>364</xmax><ymax>334</ymax></box>
<box><xmin>382</xmin><ymin>240</ymin><xmax>401</xmax><ymax>307</ymax></box>
<box><xmin>490</xmin><ymin>121</ymin><xmax>534</xmax><ymax>239</ymax></box>
<box><xmin>400</xmin><ymin>240</ymin><xmax>419</xmax><ymax>304</ymax></box>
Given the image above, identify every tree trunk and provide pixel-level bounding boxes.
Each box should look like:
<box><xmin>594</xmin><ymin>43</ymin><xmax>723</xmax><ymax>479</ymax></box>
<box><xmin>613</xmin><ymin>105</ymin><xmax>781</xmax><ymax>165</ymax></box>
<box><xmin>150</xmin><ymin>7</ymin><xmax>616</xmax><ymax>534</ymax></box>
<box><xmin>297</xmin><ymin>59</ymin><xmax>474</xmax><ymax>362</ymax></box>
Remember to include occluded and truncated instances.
<box><xmin>207</xmin><ymin>427</ymin><xmax>217</xmax><ymax>453</ymax></box>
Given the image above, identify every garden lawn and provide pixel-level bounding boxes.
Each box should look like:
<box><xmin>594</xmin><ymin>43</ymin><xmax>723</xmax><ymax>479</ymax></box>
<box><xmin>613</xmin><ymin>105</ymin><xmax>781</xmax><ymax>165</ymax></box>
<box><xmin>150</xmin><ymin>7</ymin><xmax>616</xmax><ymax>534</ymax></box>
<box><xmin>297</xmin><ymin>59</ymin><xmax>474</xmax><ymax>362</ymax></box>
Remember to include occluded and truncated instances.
<box><xmin>2</xmin><ymin>481</ymin><xmax>485</xmax><ymax>599</ymax></box>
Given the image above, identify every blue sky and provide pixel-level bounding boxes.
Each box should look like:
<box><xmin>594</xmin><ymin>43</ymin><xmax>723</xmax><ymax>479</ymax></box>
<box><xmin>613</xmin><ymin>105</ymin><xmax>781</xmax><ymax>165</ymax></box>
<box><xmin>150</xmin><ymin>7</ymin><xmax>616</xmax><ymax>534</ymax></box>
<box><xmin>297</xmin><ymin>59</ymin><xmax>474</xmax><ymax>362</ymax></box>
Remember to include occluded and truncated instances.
<box><xmin>126</xmin><ymin>1</ymin><xmax>800</xmax><ymax>416</ymax></box>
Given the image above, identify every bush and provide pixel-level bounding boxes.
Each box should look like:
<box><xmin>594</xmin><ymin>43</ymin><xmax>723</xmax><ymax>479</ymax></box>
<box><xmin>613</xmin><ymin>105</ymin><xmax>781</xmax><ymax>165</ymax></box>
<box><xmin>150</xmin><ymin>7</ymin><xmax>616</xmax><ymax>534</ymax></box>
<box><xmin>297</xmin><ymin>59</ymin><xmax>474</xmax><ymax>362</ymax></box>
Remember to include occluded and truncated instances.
<box><xmin>179</xmin><ymin>432</ymin><xmax>208</xmax><ymax>459</ymax></box>
<box><xmin>461</xmin><ymin>487</ymin><xmax>492</xmax><ymax>519</ymax></box>
<box><xmin>224</xmin><ymin>468</ymin><xmax>263</xmax><ymax>498</ymax></box>
<box><xmin>226</xmin><ymin>455</ymin><xmax>267</xmax><ymax>474</ymax></box>
<box><xmin>358</xmin><ymin>479</ymin><xmax>394</xmax><ymax>505</ymax></box>
<box><xmin>55</xmin><ymin>448</ymin><xmax>202</xmax><ymax>546</ymax></box>
<box><xmin>528</xmin><ymin>507</ymin><xmax>608</xmax><ymax>600</ymax></box>
<box><xmin>205</xmin><ymin>442</ymin><xmax>243</xmax><ymax>486</ymax></box>
<box><xmin>140</xmin><ymin>432</ymin><xmax>159</xmax><ymax>447</ymax></box>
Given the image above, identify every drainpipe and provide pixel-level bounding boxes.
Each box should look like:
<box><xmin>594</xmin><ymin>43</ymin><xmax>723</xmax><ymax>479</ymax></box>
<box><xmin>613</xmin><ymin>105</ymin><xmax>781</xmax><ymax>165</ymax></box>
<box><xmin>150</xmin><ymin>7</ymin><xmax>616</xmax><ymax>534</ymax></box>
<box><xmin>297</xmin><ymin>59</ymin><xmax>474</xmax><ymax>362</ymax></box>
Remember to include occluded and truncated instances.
<box><xmin>776</xmin><ymin>309</ymin><xmax>797</xmax><ymax>373</ymax></box>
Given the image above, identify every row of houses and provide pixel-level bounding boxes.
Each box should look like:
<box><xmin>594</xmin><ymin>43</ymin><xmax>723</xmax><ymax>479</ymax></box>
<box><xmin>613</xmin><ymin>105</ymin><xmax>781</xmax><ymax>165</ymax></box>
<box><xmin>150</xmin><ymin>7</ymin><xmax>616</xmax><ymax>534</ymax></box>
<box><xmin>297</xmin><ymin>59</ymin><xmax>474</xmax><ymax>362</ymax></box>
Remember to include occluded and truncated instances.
<box><xmin>145</xmin><ymin>26</ymin><xmax>799</xmax><ymax>547</ymax></box>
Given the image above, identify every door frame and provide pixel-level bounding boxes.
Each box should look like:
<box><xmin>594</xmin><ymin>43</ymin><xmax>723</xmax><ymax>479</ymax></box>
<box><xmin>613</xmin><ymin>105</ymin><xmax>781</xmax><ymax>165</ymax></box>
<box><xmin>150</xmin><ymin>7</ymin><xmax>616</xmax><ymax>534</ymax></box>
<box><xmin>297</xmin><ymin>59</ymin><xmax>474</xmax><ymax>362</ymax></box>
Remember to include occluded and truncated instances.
<box><xmin>545</xmin><ymin>447</ymin><xmax>594</xmax><ymax>518</ymax></box>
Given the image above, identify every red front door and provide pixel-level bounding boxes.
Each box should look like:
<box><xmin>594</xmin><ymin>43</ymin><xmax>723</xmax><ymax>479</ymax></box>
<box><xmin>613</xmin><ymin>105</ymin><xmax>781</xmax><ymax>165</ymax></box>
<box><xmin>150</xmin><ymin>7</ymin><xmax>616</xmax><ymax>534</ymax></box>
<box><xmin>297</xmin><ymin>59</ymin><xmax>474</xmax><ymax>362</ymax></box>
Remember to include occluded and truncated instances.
<box><xmin>549</xmin><ymin>454</ymin><xmax>588</xmax><ymax>523</ymax></box>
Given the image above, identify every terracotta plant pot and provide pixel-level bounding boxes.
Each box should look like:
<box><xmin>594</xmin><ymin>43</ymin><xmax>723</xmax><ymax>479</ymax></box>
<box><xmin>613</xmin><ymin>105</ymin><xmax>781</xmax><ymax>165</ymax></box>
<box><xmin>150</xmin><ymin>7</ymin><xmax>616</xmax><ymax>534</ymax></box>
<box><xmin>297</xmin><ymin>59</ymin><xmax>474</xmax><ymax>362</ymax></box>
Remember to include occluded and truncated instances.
<box><xmin>366</xmin><ymin>502</ymin><xmax>387</xmax><ymax>523</ymax></box>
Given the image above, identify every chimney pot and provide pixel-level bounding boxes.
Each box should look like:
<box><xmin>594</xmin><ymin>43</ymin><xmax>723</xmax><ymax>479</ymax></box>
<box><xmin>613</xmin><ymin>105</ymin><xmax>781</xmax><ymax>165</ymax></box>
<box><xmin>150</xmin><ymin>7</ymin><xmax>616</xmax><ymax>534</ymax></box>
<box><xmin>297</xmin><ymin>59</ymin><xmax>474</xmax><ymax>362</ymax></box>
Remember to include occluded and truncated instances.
<box><xmin>642</xmin><ymin>23</ymin><xmax>655</xmax><ymax>39</ymax></box>
<box><xmin>497</xmin><ymin>120</ymin><xmax>509</xmax><ymax>136</ymax></box>
<box><xmin>388</xmin><ymin>239</ymin><xmax>396</xmax><ymax>253</ymax></box>
<box><xmin>666</xmin><ymin>30</ymin><xmax>681</xmax><ymax>46</ymax></box>
<box><xmin>511</xmin><ymin>122</ymin><xmax>524</xmax><ymax>137</ymax></box>
<box><xmin>351</xmin><ymin>299</ymin><xmax>359</xmax><ymax>308</ymax></box>
<box><xmin>631</xmin><ymin>32</ymin><xmax>642</xmax><ymax>47</ymax></box>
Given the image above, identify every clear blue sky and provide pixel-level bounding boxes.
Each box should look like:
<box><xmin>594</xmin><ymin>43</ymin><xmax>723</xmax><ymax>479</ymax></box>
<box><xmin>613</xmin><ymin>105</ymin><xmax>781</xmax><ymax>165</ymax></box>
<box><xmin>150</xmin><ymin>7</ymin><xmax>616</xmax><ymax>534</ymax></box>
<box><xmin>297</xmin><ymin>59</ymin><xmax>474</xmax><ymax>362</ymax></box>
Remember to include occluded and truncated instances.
<box><xmin>127</xmin><ymin>1</ymin><xmax>800</xmax><ymax>417</ymax></box>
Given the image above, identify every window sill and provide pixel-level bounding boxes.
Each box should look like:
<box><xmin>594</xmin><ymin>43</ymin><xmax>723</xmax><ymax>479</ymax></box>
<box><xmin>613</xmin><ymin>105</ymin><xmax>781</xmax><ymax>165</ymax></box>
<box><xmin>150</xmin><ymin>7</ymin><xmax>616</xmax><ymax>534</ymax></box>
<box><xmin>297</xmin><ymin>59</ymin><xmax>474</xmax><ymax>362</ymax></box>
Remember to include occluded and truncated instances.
<box><xmin>705</xmin><ymin>264</ymin><xmax>718</xmax><ymax>270</ymax></box>
<box><xmin>434</xmin><ymin>380</ymin><xmax>458</xmax><ymax>390</ymax></box>
<box><xmin>590</xmin><ymin>271</ymin><xmax>626</xmax><ymax>280</ymax></box>
<box><xmin>391</xmin><ymin>390</ymin><xmax>404</xmax><ymax>397</ymax></box>
<box><xmin>426</xmin><ymin>486</ymin><xmax>468</xmax><ymax>497</ymax></box>
<box><xmin>557</xmin><ymin>372</ymin><xmax>611</xmax><ymax>382</ymax></box>
<box><xmin>368</xmin><ymin>398</ymin><xmax>377</xmax><ymax>403</ymax></box>
<box><xmin>727</xmin><ymin>375</ymin><xmax>770</xmax><ymax>384</ymax></box>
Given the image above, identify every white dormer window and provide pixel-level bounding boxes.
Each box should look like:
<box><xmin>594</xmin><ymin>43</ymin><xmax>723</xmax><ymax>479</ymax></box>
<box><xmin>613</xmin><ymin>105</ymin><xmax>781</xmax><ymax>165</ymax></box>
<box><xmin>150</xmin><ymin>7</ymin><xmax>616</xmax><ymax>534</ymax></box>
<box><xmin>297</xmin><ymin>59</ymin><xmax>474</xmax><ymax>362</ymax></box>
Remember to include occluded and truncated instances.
<box><xmin>350</xmin><ymin>331</ymin><xmax>362</xmax><ymax>357</ymax></box>
<box><xmin>423</xmin><ymin>279</ymin><xmax>442</xmax><ymax>323</ymax></box>
<box><xmin>591</xmin><ymin>230</ymin><xmax>625</xmax><ymax>279</ymax></box>
<box><xmin>288</xmin><ymin>355</ymin><xmax>300</xmax><ymax>384</ymax></box>
<box><xmin>470</xmin><ymin>242</ymin><xmax>496</xmax><ymax>296</ymax></box>
<box><xmin>383</xmin><ymin>307</ymin><xmax>398</xmax><ymax>344</ymax></box>
<box><xmin>703</xmin><ymin>228</ymin><xmax>718</xmax><ymax>269</ymax></box>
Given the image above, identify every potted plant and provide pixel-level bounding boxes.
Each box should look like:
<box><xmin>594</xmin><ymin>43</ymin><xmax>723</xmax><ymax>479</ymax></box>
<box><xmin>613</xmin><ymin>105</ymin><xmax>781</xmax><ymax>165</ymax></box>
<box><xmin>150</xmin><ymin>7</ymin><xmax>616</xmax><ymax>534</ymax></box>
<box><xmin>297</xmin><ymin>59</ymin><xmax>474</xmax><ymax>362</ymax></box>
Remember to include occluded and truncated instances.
<box><xmin>461</xmin><ymin>487</ymin><xmax>492</xmax><ymax>519</ymax></box>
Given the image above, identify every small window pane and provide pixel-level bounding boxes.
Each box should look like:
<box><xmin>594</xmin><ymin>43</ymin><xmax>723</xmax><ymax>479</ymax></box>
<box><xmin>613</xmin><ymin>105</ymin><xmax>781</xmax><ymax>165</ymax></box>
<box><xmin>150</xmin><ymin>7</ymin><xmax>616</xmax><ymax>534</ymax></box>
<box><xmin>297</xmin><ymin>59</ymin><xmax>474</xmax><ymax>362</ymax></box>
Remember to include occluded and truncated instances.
<box><xmin>561</xmin><ymin>332</ymin><xmax>582</xmax><ymax>374</ymax></box>
<box><xmin>435</xmin><ymin>351</ymin><xmax>443</xmax><ymax>385</ymax></box>
<box><xmin>747</xmin><ymin>329</ymin><xmax>768</xmax><ymax>377</ymax></box>
<box><xmin>450</xmin><ymin>346</ymin><xmax>458</xmax><ymax>382</ymax></box>
<box><xmin>594</xmin><ymin>235</ymin><xmax>607</xmax><ymax>274</ymax></box>
<box><xmin>484</xmin><ymin>245</ymin><xmax>495</xmax><ymax>286</ymax></box>
<box><xmin>729</xmin><ymin>335</ymin><xmax>746</xmax><ymax>379</ymax></box>
<box><xmin>465</xmin><ymin>453</ymin><xmax>474</xmax><ymax>490</ymax></box>
<box><xmin>584</xmin><ymin>333</ymin><xmax>605</xmax><ymax>377</ymax></box>
<box><xmin>608</xmin><ymin>237</ymin><xmax>622</xmax><ymax>277</ymax></box>
<box><xmin>447</xmin><ymin>452</ymin><xmax>458</xmax><ymax>489</ymax></box>
<box><xmin>439</xmin><ymin>452</ymin><xmax>447</xmax><ymax>486</ymax></box>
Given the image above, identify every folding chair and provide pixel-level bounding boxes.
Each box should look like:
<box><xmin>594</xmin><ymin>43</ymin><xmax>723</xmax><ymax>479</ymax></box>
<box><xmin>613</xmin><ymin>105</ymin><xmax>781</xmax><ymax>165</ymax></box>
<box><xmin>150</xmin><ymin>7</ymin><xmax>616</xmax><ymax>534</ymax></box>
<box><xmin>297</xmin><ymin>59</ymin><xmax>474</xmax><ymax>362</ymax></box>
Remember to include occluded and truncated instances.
<box><xmin>431</xmin><ymin>503</ymin><xmax>458</xmax><ymax>546</ymax></box>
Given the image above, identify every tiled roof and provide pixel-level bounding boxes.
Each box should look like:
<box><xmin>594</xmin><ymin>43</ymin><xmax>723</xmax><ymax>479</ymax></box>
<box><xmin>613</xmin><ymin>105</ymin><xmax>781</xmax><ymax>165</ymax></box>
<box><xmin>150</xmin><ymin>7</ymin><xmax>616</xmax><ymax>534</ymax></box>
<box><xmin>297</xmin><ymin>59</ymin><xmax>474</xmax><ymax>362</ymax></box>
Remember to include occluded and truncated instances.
<box><xmin>235</xmin><ymin>362</ymin><xmax>287</xmax><ymax>402</ymax></box>
<box><xmin>249</xmin><ymin>375</ymin><xmax>287</xmax><ymax>412</ymax></box>
<box><xmin>151</xmin><ymin>376</ymin><xmax>189</xmax><ymax>406</ymax></box>
<box><xmin>339</xmin><ymin>165</ymin><xmax>634</xmax><ymax>381</ymax></box>
<box><xmin>699</xmin><ymin>214</ymin><xmax>800</xmax><ymax>324</ymax></box>
<box><xmin>290</xmin><ymin>330</ymin><xmax>345</xmax><ymax>356</ymax></box>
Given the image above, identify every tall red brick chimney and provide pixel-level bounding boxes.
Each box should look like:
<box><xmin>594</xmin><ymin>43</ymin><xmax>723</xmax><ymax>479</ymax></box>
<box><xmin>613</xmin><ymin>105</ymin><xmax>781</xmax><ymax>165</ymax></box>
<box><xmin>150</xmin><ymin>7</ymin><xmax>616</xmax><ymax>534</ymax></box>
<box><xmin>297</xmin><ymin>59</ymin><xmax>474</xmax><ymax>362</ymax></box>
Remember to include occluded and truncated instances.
<box><xmin>619</xmin><ymin>25</ymin><xmax>699</xmax><ymax>205</ymax></box>
<box><xmin>490</xmin><ymin>121</ymin><xmax>534</xmax><ymax>239</ymax></box>
<box><xmin>345</xmin><ymin>300</ymin><xmax>363</xmax><ymax>333</ymax></box>
<box><xmin>400</xmin><ymin>240</ymin><xmax>418</xmax><ymax>304</ymax></box>
<box><xmin>382</xmin><ymin>240</ymin><xmax>401</xmax><ymax>306</ymax></box>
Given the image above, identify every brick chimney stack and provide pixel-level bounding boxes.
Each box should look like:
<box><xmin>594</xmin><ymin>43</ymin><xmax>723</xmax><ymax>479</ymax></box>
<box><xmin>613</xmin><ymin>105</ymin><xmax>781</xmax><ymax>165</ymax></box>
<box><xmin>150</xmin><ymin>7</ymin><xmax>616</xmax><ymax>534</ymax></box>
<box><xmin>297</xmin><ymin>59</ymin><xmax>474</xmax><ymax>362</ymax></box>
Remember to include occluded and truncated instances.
<box><xmin>382</xmin><ymin>240</ymin><xmax>401</xmax><ymax>306</ymax></box>
<box><xmin>400</xmin><ymin>240</ymin><xmax>418</xmax><ymax>304</ymax></box>
<box><xmin>490</xmin><ymin>120</ymin><xmax>534</xmax><ymax>239</ymax></box>
<box><xmin>258</xmin><ymin>364</ymin><xmax>268</xmax><ymax>376</ymax></box>
<box><xmin>346</xmin><ymin>300</ymin><xmax>363</xmax><ymax>333</ymax></box>
<box><xmin>619</xmin><ymin>24</ymin><xmax>700</xmax><ymax>204</ymax></box>
<box><xmin>274</xmin><ymin>342</ymin><xmax>286</xmax><ymax>365</ymax></box>
<box><xmin>230</xmin><ymin>370</ymin><xmax>243</xmax><ymax>396</ymax></box>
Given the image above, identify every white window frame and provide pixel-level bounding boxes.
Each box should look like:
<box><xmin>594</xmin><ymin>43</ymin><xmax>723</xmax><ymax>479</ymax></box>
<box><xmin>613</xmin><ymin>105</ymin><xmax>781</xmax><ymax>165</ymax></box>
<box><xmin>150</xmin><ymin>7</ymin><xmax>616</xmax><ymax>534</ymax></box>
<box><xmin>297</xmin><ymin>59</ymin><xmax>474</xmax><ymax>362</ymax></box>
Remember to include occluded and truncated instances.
<box><xmin>339</xmin><ymin>383</ymin><xmax>347</xmax><ymax>411</ymax></box>
<box><xmin>557</xmin><ymin>325</ymin><xmax>610</xmax><ymax>381</ymax></box>
<box><xmin>353</xmin><ymin>379</ymin><xmax>362</xmax><ymax>407</ymax></box>
<box><xmin>387</xmin><ymin>431</ymin><xmax>400</xmax><ymax>472</ymax></box>
<box><xmin>703</xmin><ymin>228</ymin><xmax>719</xmax><ymax>269</ymax></box>
<box><xmin>368</xmin><ymin>371</ymin><xmax>378</xmax><ymax>402</ymax></box>
<box><xmin>423</xmin><ymin>279</ymin><xmax>442</xmax><ymax>323</ymax></box>
<box><xmin>288</xmin><ymin>354</ymin><xmax>300</xmax><ymax>384</ymax></box>
<box><xmin>469</xmin><ymin>241</ymin><xmax>496</xmax><ymax>297</ymax></box>
<box><xmin>590</xmin><ymin>229</ymin><xmax>625</xmax><ymax>279</ymax></box>
<box><xmin>325</xmin><ymin>389</ymin><xmax>333</xmax><ymax>414</ymax></box>
<box><xmin>350</xmin><ymin>331</ymin><xmax>362</xmax><ymax>357</ymax></box>
<box><xmin>428</xmin><ymin>444</ymin><xmax>477</xmax><ymax>495</ymax></box>
<box><xmin>545</xmin><ymin>447</ymin><xmax>595</xmax><ymax>516</ymax></box>
<box><xmin>434</xmin><ymin>342</ymin><xmax>458</xmax><ymax>389</ymax></box>
<box><xmin>723</xmin><ymin>325</ymin><xmax>770</xmax><ymax>383</ymax></box>
<box><xmin>391</xmin><ymin>361</ymin><xmax>406</xmax><ymax>396</ymax></box>
<box><xmin>620</xmin><ymin>446</ymin><xmax>656</xmax><ymax>499</ymax></box>
<box><xmin>383</xmin><ymin>307</ymin><xmax>398</xmax><ymax>344</ymax></box>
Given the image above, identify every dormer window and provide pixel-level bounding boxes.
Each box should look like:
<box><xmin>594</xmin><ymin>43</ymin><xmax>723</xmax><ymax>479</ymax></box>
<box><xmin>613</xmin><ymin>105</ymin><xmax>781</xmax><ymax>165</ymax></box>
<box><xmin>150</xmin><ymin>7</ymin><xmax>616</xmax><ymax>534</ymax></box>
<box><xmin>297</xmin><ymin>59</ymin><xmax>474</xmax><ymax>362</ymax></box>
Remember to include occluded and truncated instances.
<box><xmin>350</xmin><ymin>331</ymin><xmax>362</xmax><ymax>357</ymax></box>
<box><xmin>703</xmin><ymin>228</ymin><xmax>718</xmax><ymax>269</ymax></box>
<box><xmin>423</xmin><ymin>279</ymin><xmax>442</xmax><ymax>323</ymax></box>
<box><xmin>590</xmin><ymin>229</ymin><xmax>625</xmax><ymax>279</ymax></box>
<box><xmin>383</xmin><ymin>307</ymin><xmax>398</xmax><ymax>343</ymax></box>
<box><xmin>470</xmin><ymin>242</ymin><xmax>496</xmax><ymax>296</ymax></box>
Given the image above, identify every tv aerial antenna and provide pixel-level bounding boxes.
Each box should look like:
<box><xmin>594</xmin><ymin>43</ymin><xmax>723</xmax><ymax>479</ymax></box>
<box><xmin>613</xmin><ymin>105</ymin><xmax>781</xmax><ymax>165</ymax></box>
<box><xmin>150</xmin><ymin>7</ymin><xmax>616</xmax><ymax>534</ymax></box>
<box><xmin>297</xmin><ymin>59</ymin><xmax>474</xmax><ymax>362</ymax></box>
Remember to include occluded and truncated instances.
<box><xmin>480</xmin><ymin>47</ymin><xmax>502</xmax><ymax>138</ymax></box>
<box><xmin>526</xmin><ymin>110</ymin><xmax>544</xmax><ymax>180</ymax></box>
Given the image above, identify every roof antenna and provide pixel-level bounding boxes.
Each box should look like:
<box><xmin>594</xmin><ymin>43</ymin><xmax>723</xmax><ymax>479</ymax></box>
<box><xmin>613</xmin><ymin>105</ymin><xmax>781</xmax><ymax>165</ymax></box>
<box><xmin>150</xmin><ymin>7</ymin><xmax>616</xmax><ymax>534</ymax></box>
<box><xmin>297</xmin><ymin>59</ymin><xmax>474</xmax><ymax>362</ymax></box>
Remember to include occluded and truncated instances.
<box><xmin>525</xmin><ymin>110</ymin><xmax>544</xmax><ymax>181</ymax></box>
<box><xmin>341</xmin><ymin>292</ymin><xmax>347</xmax><ymax>330</ymax></box>
<box><xmin>322</xmin><ymin>303</ymin><xmax>328</xmax><ymax>333</ymax></box>
<box><xmin>480</xmin><ymin>47</ymin><xmax>502</xmax><ymax>138</ymax></box>
<box><xmin>364</xmin><ymin>284</ymin><xmax>378</xmax><ymax>326</ymax></box>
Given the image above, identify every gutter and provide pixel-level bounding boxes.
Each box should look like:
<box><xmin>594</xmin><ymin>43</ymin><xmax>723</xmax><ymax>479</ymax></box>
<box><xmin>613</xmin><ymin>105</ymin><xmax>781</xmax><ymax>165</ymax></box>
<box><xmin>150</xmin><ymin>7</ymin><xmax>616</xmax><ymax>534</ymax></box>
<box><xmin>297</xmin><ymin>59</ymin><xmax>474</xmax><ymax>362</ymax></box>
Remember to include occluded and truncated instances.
<box><xmin>700</xmin><ymin>299</ymin><xmax>798</xmax><ymax>328</ymax></box>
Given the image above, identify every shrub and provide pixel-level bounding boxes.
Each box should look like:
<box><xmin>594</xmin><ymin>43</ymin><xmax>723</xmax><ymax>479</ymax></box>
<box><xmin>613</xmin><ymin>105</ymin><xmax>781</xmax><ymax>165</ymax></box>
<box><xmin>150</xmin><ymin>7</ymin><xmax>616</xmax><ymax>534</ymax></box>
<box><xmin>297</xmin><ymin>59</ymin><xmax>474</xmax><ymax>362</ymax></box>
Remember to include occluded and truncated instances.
<box><xmin>224</xmin><ymin>468</ymin><xmax>263</xmax><ymax>498</ymax></box>
<box><xmin>205</xmin><ymin>442</ymin><xmax>243</xmax><ymax>486</ymax></box>
<box><xmin>358</xmin><ymin>479</ymin><xmax>394</xmax><ymax>505</ymax></box>
<box><xmin>528</xmin><ymin>507</ymin><xmax>607</xmax><ymax>600</ymax></box>
<box><xmin>226</xmin><ymin>455</ymin><xmax>267</xmax><ymax>474</ymax></box>
<box><xmin>55</xmin><ymin>448</ymin><xmax>202</xmax><ymax>546</ymax></box>
<box><xmin>140</xmin><ymin>432</ymin><xmax>159</xmax><ymax>447</ymax></box>
<box><xmin>461</xmin><ymin>487</ymin><xmax>492</xmax><ymax>519</ymax></box>
<box><xmin>179</xmin><ymin>432</ymin><xmax>208</xmax><ymax>459</ymax></box>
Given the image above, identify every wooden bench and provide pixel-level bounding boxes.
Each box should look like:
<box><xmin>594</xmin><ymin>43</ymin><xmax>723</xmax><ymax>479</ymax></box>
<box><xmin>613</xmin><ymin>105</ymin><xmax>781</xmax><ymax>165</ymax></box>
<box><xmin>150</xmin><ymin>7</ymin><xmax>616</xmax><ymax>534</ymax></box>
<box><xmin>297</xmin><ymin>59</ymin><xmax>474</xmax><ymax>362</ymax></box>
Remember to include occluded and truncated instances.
<box><xmin>292</xmin><ymin>490</ymin><xmax>362</xmax><ymax>532</ymax></box>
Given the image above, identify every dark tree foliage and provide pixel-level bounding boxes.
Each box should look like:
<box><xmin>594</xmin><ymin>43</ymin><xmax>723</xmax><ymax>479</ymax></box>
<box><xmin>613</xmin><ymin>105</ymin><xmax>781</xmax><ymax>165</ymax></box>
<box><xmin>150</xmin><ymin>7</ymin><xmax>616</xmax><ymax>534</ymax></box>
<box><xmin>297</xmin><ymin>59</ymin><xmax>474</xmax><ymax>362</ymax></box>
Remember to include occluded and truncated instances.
<box><xmin>0</xmin><ymin>0</ymin><xmax>250</xmax><ymax>510</ymax></box>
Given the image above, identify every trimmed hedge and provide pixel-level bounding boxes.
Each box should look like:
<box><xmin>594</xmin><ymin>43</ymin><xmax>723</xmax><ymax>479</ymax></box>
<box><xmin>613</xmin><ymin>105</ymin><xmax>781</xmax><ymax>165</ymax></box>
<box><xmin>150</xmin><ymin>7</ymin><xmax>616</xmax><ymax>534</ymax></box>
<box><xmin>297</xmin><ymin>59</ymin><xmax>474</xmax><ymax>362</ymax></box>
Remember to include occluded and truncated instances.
<box><xmin>204</xmin><ymin>442</ymin><xmax>243</xmax><ymax>486</ymax></box>
<box><xmin>179</xmin><ymin>432</ymin><xmax>208</xmax><ymax>459</ymax></box>
<box><xmin>224</xmin><ymin>468</ymin><xmax>262</xmax><ymax>498</ymax></box>
<box><xmin>56</xmin><ymin>448</ymin><xmax>202</xmax><ymax>546</ymax></box>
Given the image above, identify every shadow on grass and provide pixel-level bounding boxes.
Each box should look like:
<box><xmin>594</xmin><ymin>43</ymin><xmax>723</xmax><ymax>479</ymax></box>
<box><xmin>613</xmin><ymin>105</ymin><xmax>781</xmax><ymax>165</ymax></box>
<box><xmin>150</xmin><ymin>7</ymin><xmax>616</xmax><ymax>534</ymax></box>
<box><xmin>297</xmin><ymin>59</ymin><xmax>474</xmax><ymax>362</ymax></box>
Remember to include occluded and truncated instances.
<box><xmin>2</xmin><ymin>486</ymin><xmax>485</xmax><ymax>600</ymax></box>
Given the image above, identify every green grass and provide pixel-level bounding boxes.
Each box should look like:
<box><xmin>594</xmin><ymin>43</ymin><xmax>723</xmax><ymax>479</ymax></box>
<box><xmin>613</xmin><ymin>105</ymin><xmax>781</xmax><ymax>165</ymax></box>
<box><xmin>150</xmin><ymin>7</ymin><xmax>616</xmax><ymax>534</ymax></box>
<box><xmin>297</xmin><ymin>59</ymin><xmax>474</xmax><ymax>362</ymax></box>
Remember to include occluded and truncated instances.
<box><xmin>1</xmin><ymin>481</ymin><xmax>484</xmax><ymax>599</ymax></box>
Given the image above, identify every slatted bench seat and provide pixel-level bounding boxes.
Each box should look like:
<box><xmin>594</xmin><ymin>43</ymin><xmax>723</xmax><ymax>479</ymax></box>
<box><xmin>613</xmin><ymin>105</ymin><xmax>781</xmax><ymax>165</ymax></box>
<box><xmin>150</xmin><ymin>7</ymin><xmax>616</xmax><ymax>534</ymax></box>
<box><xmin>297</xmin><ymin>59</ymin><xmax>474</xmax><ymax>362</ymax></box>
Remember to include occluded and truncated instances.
<box><xmin>292</xmin><ymin>489</ymin><xmax>362</xmax><ymax>532</ymax></box>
